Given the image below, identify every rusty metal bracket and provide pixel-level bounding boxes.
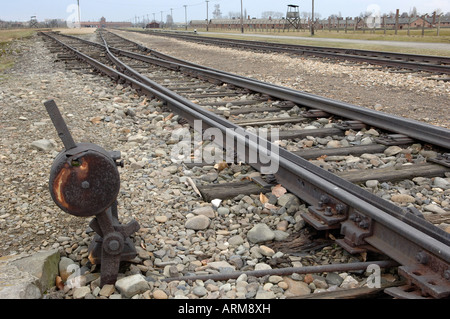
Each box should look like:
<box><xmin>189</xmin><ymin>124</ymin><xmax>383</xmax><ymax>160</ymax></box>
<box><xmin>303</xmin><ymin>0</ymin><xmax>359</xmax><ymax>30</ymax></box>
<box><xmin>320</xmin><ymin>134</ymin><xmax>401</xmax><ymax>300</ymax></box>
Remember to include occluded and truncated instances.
<box><xmin>44</xmin><ymin>99</ymin><xmax>140</xmax><ymax>287</ymax></box>
<box><xmin>300</xmin><ymin>195</ymin><xmax>348</xmax><ymax>231</ymax></box>
<box><xmin>335</xmin><ymin>211</ymin><xmax>374</xmax><ymax>254</ymax></box>
<box><xmin>385</xmin><ymin>250</ymin><xmax>450</xmax><ymax>299</ymax></box>
<box><xmin>88</xmin><ymin>201</ymin><xmax>140</xmax><ymax>286</ymax></box>
<box><xmin>384</xmin><ymin>285</ymin><xmax>433</xmax><ymax>299</ymax></box>
<box><xmin>397</xmin><ymin>250</ymin><xmax>450</xmax><ymax>298</ymax></box>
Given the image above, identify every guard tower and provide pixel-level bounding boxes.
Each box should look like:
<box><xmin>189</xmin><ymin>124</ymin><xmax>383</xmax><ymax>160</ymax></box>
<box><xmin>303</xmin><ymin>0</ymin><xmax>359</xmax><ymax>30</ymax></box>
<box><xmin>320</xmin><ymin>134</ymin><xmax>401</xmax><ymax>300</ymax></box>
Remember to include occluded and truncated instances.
<box><xmin>30</xmin><ymin>16</ymin><xmax>38</xmax><ymax>28</ymax></box>
<box><xmin>284</xmin><ymin>4</ymin><xmax>301</xmax><ymax>30</ymax></box>
<box><xmin>100</xmin><ymin>17</ymin><xmax>107</xmax><ymax>28</ymax></box>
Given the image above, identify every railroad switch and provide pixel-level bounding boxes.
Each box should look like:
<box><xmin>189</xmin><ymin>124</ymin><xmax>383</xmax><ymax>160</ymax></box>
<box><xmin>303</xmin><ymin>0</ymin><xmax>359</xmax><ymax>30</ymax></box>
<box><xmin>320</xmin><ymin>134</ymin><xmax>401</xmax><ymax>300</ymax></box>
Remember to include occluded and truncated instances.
<box><xmin>44</xmin><ymin>99</ymin><xmax>140</xmax><ymax>287</ymax></box>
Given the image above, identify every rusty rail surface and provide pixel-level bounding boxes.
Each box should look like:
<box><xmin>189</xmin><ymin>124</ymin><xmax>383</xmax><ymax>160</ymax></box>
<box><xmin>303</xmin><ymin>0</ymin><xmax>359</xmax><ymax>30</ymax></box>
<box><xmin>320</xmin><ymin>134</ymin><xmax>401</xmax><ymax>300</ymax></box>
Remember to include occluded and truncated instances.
<box><xmin>40</xmin><ymin>30</ymin><xmax>450</xmax><ymax>298</ymax></box>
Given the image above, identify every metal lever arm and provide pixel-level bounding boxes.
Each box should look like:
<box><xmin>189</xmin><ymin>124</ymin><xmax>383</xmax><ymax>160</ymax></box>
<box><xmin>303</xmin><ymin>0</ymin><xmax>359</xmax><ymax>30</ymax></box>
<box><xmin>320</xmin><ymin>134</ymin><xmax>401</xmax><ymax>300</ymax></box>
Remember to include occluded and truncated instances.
<box><xmin>44</xmin><ymin>99</ymin><xmax>77</xmax><ymax>150</ymax></box>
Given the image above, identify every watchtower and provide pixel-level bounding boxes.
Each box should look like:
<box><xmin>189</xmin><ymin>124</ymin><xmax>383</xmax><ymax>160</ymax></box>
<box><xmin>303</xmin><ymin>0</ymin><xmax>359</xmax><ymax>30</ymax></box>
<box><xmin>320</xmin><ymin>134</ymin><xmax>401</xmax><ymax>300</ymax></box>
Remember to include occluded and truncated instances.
<box><xmin>284</xmin><ymin>4</ymin><xmax>301</xmax><ymax>30</ymax></box>
<box><xmin>100</xmin><ymin>17</ymin><xmax>106</xmax><ymax>28</ymax></box>
<box><xmin>30</xmin><ymin>16</ymin><xmax>38</xmax><ymax>28</ymax></box>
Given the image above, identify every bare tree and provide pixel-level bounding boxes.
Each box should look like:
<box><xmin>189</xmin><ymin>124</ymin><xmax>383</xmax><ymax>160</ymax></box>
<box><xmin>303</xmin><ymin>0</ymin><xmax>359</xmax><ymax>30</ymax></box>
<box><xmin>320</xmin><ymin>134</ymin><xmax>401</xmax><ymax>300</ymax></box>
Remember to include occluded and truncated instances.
<box><xmin>47</xmin><ymin>19</ymin><xmax>59</xmax><ymax>28</ymax></box>
<box><xmin>213</xmin><ymin>4</ymin><xmax>222</xmax><ymax>19</ymax></box>
<box><xmin>228</xmin><ymin>11</ymin><xmax>241</xmax><ymax>19</ymax></box>
<box><xmin>261</xmin><ymin>11</ymin><xmax>283</xmax><ymax>19</ymax></box>
<box><xmin>434</xmin><ymin>8</ymin><xmax>443</xmax><ymax>15</ymax></box>
<box><xmin>359</xmin><ymin>11</ymin><xmax>370</xmax><ymax>18</ymax></box>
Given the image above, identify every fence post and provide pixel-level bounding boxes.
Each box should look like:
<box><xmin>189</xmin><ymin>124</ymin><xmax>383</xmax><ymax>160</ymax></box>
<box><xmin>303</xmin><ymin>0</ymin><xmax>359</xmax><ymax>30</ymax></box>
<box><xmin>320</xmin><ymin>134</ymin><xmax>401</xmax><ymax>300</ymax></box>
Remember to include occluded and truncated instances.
<box><xmin>437</xmin><ymin>14</ymin><xmax>442</xmax><ymax>36</ymax></box>
<box><xmin>395</xmin><ymin>9</ymin><xmax>399</xmax><ymax>35</ymax></box>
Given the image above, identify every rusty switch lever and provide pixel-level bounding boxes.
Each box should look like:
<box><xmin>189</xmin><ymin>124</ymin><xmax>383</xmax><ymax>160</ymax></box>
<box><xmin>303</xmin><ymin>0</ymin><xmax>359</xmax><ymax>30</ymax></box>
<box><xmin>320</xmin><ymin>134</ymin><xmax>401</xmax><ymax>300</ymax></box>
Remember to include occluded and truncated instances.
<box><xmin>44</xmin><ymin>99</ymin><xmax>77</xmax><ymax>150</ymax></box>
<box><xmin>44</xmin><ymin>100</ymin><xmax>140</xmax><ymax>287</ymax></box>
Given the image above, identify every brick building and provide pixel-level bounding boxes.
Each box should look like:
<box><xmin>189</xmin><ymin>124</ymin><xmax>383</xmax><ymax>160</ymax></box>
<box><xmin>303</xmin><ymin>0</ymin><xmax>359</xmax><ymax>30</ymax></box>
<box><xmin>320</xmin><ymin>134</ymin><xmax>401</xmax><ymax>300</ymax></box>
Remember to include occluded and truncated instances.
<box><xmin>80</xmin><ymin>17</ymin><xmax>132</xmax><ymax>28</ymax></box>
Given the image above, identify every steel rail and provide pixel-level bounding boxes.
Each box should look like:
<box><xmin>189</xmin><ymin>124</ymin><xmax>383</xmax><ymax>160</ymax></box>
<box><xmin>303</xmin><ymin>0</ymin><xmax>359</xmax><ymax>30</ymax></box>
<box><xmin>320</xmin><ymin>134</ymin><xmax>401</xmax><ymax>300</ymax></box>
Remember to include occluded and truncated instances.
<box><xmin>144</xmin><ymin>30</ymin><xmax>450</xmax><ymax>64</ymax></box>
<box><xmin>104</xmin><ymin>30</ymin><xmax>450</xmax><ymax>150</ymax></box>
<box><xmin>41</xmin><ymin>31</ymin><xmax>450</xmax><ymax>298</ymax></box>
<box><xmin>141</xmin><ymin>30</ymin><xmax>450</xmax><ymax>74</ymax></box>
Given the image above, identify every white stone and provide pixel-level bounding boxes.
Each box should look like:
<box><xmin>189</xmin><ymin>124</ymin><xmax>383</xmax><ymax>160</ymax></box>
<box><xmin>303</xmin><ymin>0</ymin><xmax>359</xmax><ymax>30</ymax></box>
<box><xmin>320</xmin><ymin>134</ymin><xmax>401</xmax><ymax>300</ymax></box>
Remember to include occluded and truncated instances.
<box><xmin>254</xmin><ymin>263</ymin><xmax>272</xmax><ymax>271</ymax></box>
<box><xmin>247</xmin><ymin>223</ymin><xmax>275</xmax><ymax>243</ymax></box>
<box><xmin>115</xmin><ymin>274</ymin><xmax>149</xmax><ymax>298</ymax></box>
<box><xmin>424</xmin><ymin>204</ymin><xmax>447</xmax><ymax>215</ymax></box>
<box><xmin>73</xmin><ymin>286</ymin><xmax>91</xmax><ymax>299</ymax></box>
<box><xmin>30</xmin><ymin>139</ymin><xmax>56</xmax><ymax>151</ymax></box>
<box><xmin>208</xmin><ymin>261</ymin><xmax>235</xmax><ymax>271</ymax></box>
<box><xmin>384</xmin><ymin>146</ymin><xmax>403</xmax><ymax>156</ymax></box>
<box><xmin>340</xmin><ymin>276</ymin><xmax>359</xmax><ymax>289</ymax></box>
<box><xmin>185</xmin><ymin>215</ymin><xmax>211</xmax><ymax>230</ymax></box>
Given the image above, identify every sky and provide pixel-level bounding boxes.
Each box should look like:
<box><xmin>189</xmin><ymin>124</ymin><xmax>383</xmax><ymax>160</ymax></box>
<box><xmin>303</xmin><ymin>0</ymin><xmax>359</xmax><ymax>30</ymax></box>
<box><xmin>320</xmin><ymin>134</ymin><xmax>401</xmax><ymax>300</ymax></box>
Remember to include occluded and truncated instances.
<box><xmin>1</xmin><ymin>0</ymin><xmax>450</xmax><ymax>23</ymax></box>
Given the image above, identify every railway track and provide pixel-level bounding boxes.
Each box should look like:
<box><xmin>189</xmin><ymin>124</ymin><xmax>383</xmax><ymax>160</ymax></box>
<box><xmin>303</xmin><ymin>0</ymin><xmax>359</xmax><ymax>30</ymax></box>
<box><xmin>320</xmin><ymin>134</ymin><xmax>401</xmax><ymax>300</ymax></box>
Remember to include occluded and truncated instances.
<box><xmin>39</xmin><ymin>29</ymin><xmax>450</xmax><ymax>299</ymax></box>
<box><xmin>133</xmin><ymin>29</ymin><xmax>450</xmax><ymax>76</ymax></box>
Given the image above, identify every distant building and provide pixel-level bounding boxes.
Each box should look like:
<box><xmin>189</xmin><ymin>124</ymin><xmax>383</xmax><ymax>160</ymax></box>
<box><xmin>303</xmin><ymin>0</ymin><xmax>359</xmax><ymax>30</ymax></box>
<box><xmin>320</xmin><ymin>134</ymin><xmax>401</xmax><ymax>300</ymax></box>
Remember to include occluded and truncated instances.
<box><xmin>146</xmin><ymin>21</ymin><xmax>160</xmax><ymax>28</ymax></box>
<box><xmin>80</xmin><ymin>17</ymin><xmax>132</xmax><ymax>28</ymax></box>
<box><xmin>315</xmin><ymin>18</ymin><xmax>364</xmax><ymax>30</ymax></box>
<box><xmin>383</xmin><ymin>16</ymin><xmax>432</xmax><ymax>29</ymax></box>
<box><xmin>426</xmin><ymin>15</ymin><xmax>450</xmax><ymax>27</ymax></box>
